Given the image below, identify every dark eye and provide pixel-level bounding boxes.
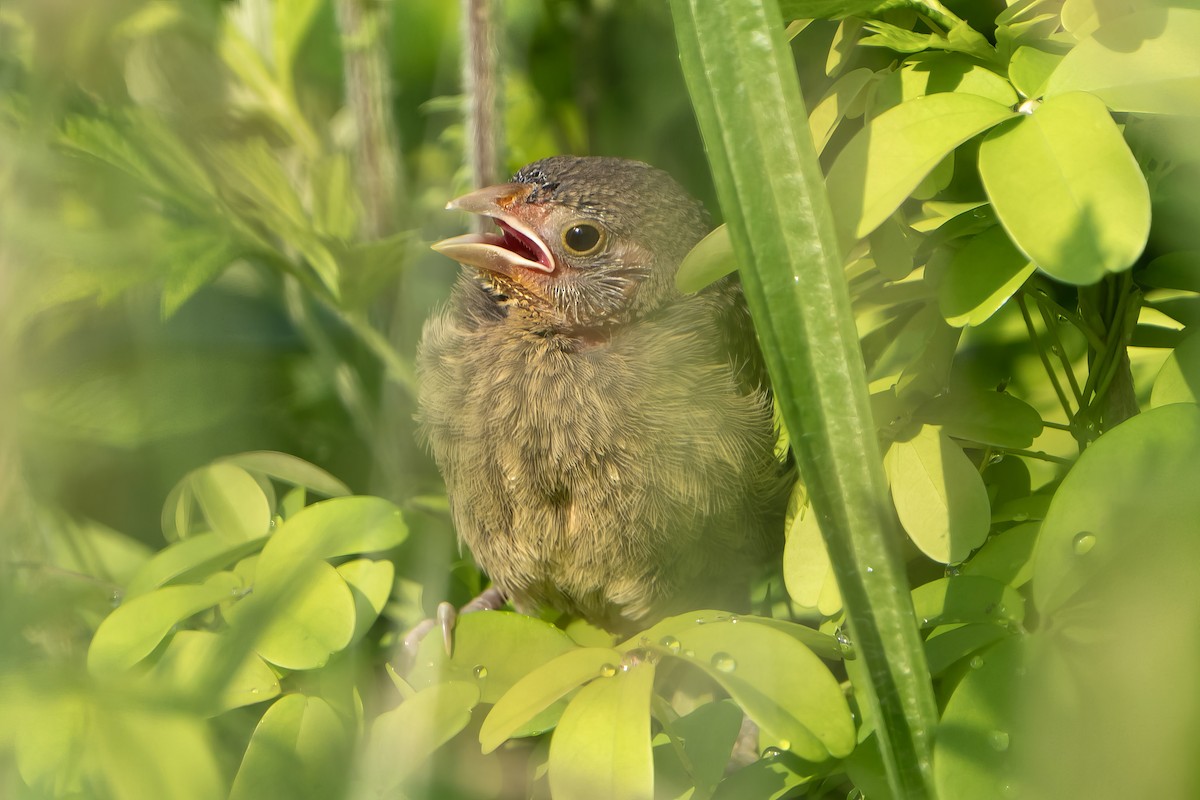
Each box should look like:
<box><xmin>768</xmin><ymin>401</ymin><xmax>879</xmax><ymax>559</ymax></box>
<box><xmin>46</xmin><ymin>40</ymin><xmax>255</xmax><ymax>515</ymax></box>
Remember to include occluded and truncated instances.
<box><xmin>562</xmin><ymin>223</ymin><xmax>603</xmax><ymax>255</ymax></box>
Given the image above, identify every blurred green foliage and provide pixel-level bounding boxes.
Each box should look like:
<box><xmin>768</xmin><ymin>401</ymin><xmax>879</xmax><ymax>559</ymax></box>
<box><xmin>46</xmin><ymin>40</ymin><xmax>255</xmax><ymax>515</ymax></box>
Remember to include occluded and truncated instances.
<box><xmin>2</xmin><ymin>0</ymin><xmax>1200</xmax><ymax>798</ymax></box>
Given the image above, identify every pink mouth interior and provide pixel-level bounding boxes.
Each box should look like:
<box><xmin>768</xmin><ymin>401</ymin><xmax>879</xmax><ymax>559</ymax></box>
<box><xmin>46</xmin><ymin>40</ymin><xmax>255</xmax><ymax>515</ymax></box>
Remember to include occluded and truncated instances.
<box><xmin>496</xmin><ymin>221</ymin><xmax>553</xmax><ymax>270</ymax></box>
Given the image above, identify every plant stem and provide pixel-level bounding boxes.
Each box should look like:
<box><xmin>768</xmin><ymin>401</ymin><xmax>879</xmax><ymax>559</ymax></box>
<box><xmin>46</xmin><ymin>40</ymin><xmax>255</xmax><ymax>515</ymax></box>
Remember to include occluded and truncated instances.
<box><xmin>670</xmin><ymin>2</ymin><xmax>938</xmax><ymax>796</ymax></box>
<box><xmin>335</xmin><ymin>0</ymin><xmax>404</xmax><ymax>239</ymax></box>
<box><xmin>461</xmin><ymin>0</ymin><xmax>504</xmax><ymax>216</ymax></box>
<box><xmin>1017</xmin><ymin>293</ymin><xmax>1074</xmax><ymax>424</ymax></box>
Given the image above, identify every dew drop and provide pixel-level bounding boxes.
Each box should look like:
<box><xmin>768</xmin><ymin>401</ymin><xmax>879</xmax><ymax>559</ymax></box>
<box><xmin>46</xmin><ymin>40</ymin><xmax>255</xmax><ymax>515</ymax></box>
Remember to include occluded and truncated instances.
<box><xmin>776</xmin><ymin>738</ymin><xmax>791</xmax><ymax>751</ymax></box>
<box><xmin>970</xmin><ymin>655</ymin><xmax>985</xmax><ymax>669</ymax></box>
<box><xmin>599</xmin><ymin>663</ymin><xmax>617</xmax><ymax>678</ymax></box>
<box><xmin>660</xmin><ymin>635</ymin><xmax>681</xmax><ymax>654</ymax></box>
<box><xmin>683</xmin><ymin>649</ymin><xmax>696</xmax><ymax>659</ymax></box>
<box><xmin>728</xmin><ymin>614</ymin><xmax>740</xmax><ymax>624</ymax></box>
<box><xmin>711</xmin><ymin>652</ymin><xmax>737</xmax><ymax>673</ymax></box>
<box><xmin>760</xmin><ymin>746</ymin><xmax>783</xmax><ymax>760</ymax></box>
<box><xmin>989</xmin><ymin>730</ymin><xmax>1011</xmax><ymax>752</ymax></box>
<box><xmin>1012</xmin><ymin>512</ymin><xmax>1029</xmax><ymax>522</ymax></box>
<box><xmin>865</xmin><ymin>566</ymin><xmax>875</xmax><ymax>574</ymax></box>
<box><xmin>1072</xmin><ymin>531</ymin><xmax>1096</xmax><ymax>556</ymax></box>
<box><xmin>249</xmin><ymin>687</ymin><xmax>260</xmax><ymax>695</ymax></box>
<box><xmin>473</xmin><ymin>665</ymin><xmax>489</xmax><ymax>680</ymax></box>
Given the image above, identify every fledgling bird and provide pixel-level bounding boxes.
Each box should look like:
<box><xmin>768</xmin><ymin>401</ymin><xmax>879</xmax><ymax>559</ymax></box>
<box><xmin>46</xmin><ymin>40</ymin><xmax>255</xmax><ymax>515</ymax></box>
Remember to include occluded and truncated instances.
<box><xmin>417</xmin><ymin>156</ymin><xmax>791</xmax><ymax>635</ymax></box>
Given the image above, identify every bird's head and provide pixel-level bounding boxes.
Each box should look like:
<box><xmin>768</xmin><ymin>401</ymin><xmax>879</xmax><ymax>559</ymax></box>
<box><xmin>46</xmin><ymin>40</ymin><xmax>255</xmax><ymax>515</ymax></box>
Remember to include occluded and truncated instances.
<box><xmin>432</xmin><ymin>156</ymin><xmax>710</xmax><ymax>333</ymax></box>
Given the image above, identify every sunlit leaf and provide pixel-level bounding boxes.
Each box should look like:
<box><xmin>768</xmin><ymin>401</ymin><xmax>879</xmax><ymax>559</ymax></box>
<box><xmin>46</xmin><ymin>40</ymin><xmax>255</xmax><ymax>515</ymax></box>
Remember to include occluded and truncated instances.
<box><xmin>910</xmin><ymin>576</ymin><xmax>1025</xmax><ymax>630</ymax></box>
<box><xmin>933</xmin><ymin>636</ymin><xmax>1028</xmax><ymax>797</ymax></box>
<box><xmin>1151</xmin><ymin>329</ymin><xmax>1200</xmax><ymax>407</ymax></box>
<box><xmin>480</xmin><ymin>647</ymin><xmax>620</xmax><ymax>754</ymax></box>
<box><xmin>408</xmin><ymin>611</ymin><xmax>578</xmax><ymax>704</ymax></box>
<box><xmin>88</xmin><ymin>572</ymin><xmax>242</xmax><ymax>673</ymax></box>
<box><xmin>872</xmin><ymin>53</ymin><xmax>1017</xmax><ymax>113</ymax></box>
<box><xmin>979</xmin><ymin>92</ymin><xmax>1150</xmax><ymax>284</ymax></box>
<box><xmin>653</xmin><ymin>700</ymin><xmax>745</xmax><ymax>798</ymax></box>
<box><xmin>548</xmin><ymin>662</ymin><xmax>655</xmax><ymax>800</ymax></box>
<box><xmin>1033</xmin><ymin>403</ymin><xmax>1200</xmax><ymax>616</ymax></box>
<box><xmin>126</xmin><ymin>532</ymin><xmax>264</xmax><ymax>597</ymax></box>
<box><xmin>1047</xmin><ymin>7</ymin><xmax>1200</xmax><ymax>116</ymax></box>
<box><xmin>809</xmin><ymin>67</ymin><xmax>877</xmax><ymax>153</ymax></box>
<box><xmin>784</xmin><ymin>498</ymin><xmax>843</xmax><ymax>615</ymax></box>
<box><xmin>676</xmin><ymin>224</ymin><xmax>736</xmax><ymax>293</ymax></box>
<box><xmin>219</xmin><ymin>451</ymin><xmax>352</xmax><ymax>498</ymax></box>
<box><xmin>923</xmin><ymin>624</ymin><xmax>1012</xmax><ymax>676</ymax></box>
<box><xmin>363</xmin><ymin>682</ymin><xmax>480</xmax><ymax>793</ymax></box>
<box><xmin>938</xmin><ymin>224</ymin><xmax>1035</xmax><ymax>327</ymax></box>
<box><xmin>336</xmin><ymin>559</ymin><xmax>395</xmax><ymax>643</ymax></box>
<box><xmin>960</xmin><ymin>521</ymin><xmax>1039</xmax><ymax>588</ymax></box>
<box><xmin>637</xmin><ymin>618</ymin><xmax>855</xmax><ymax>761</ymax></box>
<box><xmin>145</xmin><ymin>630</ymin><xmax>280</xmax><ymax>713</ymax></box>
<box><xmin>190</xmin><ymin>463</ymin><xmax>272</xmax><ymax>543</ymax></box>
<box><xmin>886</xmin><ymin>425</ymin><xmax>991</xmax><ymax>564</ymax></box>
<box><xmin>1008</xmin><ymin>45</ymin><xmax>1063</xmax><ymax>99</ymax></box>
<box><xmin>229</xmin><ymin>559</ymin><xmax>356</xmax><ymax>670</ymax></box>
<box><xmin>229</xmin><ymin>694</ymin><xmax>350</xmax><ymax>800</ymax></box>
<box><xmin>828</xmin><ymin>93</ymin><xmax>1015</xmax><ymax>242</ymax></box>
<box><xmin>916</xmin><ymin>388</ymin><xmax>1044</xmax><ymax>449</ymax></box>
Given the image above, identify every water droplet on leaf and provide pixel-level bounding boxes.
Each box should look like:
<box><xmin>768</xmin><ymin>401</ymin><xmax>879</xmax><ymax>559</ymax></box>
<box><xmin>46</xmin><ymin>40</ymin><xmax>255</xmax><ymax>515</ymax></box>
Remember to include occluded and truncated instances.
<box><xmin>989</xmin><ymin>730</ymin><xmax>1011</xmax><ymax>752</ymax></box>
<box><xmin>711</xmin><ymin>652</ymin><xmax>737</xmax><ymax>673</ymax></box>
<box><xmin>970</xmin><ymin>655</ymin><xmax>985</xmax><ymax>669</ymax></box>
<box><xmin>660</xmin><ymin>635</ymin><xmax>681</xmax><ymax>654</ymax></box>
<box><xmin>599</xmin><ymin>663</ymin><xmax>617</xmax><ymax>678</ymax></box>
<box><xmin>1072</xmin><ymin>531</ymin><xmax>1096</xmax><ymax>555</ymax></box>
<box><xmin>473</xmin><ymin>665</ymin><xmax>488</xmax><ymax>680</ymax></box>
<box><xmin>760</xmin><ymin>747</ymin><xmax>783</xmax><ymax>759</ymax></box>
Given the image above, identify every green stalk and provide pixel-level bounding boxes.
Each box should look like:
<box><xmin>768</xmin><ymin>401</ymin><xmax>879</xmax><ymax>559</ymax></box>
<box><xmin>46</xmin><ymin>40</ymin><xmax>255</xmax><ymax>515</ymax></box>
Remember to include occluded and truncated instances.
<box><xmin>669</xmin><ymin>1</ymin><xmax>937</xmax><ymax>796</ymax></box>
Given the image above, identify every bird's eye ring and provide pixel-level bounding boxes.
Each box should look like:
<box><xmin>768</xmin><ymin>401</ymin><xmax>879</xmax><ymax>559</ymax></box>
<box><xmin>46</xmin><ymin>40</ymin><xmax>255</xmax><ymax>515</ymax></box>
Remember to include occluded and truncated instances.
<box><xmin>561</xmin><ymin>222</ymin><xmax>604</xmax><ymax>255</ymax></box>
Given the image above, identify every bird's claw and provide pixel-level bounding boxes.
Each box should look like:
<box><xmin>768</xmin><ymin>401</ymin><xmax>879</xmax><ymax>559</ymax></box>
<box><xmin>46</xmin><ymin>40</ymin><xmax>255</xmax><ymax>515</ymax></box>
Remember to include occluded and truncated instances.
<box><xmin>399</xmin><ymin>588</ymin><xmax>507</xmax><ymax>672</ymax></box>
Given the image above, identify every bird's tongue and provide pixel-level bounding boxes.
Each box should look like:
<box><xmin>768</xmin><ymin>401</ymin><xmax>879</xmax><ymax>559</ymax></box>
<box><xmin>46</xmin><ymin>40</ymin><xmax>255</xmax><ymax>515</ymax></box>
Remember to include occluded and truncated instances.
<box><xmin>496</xmin><ymin>220</ymin><xmax>552</xmax><ymax>270</ymax></box>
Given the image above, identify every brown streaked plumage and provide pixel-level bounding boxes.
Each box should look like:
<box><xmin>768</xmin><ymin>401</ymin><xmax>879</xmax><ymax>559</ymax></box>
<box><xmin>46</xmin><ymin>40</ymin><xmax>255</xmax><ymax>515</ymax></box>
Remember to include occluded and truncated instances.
<box><xmin>417</xmin><ymin>156</ymin><xmax>791</xmax><ymax>634</ymax></box>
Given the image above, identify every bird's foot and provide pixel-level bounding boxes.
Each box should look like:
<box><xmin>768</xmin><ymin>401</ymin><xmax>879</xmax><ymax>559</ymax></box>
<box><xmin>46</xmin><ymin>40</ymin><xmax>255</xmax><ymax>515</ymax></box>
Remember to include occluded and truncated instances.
<box><xmin>400</xmin><ymin>586</ymin><xmax>507</xmax><ymax>669</ymax></box>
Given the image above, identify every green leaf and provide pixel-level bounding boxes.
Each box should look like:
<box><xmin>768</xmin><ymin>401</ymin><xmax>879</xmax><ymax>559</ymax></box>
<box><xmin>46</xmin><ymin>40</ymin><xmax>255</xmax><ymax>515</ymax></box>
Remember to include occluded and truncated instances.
<box><xmin>654</xmin><ymin>700</ymin><xmax>745</xmax><ymax>798</ymax></box>
<box><xmin>1008</xmin><ymin>45</ymin><xmax>1063</xmax><ymax>100</ymax></box>
<box><xmin>337</xmin><ymin>559</ymin><xmax>395</xmax><ymax>643</ymax></box>
<box><xmin>779</xmin><ymin>0</ymin><xmax>899</xmax><ymax>18</ymax></box>
<box><xmin>886</xmin><ymin>425</ymin><xmax>991</xmax><ymax>564</ymax></box>
<box><xmin>190</xmin><ymin>463</ymin><xmax>272</xmax><ymax>543</ymax></box>
<box><xmin>783</xmin><ymin>499</ymin><xmax>843</xmax><ymax>615</ymax></box>
<box><xmin>219</xmin><ymin>451</ymin><xmax>351</xmax><ymax>498</ymax></box>
<box><xmin>229</xmin><ymin>559</ymin><xmax>356</xmax><ymax>670</ymax></box>
<box><xmin>1151</xmin><ymin>330</ymin><xmax>1200</xmax><ymax>407</ymax></box>
<box><xmin>160</xmin><ymin>230</ymin><xmax>238</xmax><ymax>318</ymax></box>
<box><xmin>808</xmin><ymin>67</ymin><xmax>877</xmax><ymax>154</ymax></box>
<box><xmin>145</xmin><ymin>630</ymin><xmax>280</xmax><ymax>713</ymax></box>
<box><xmin>933</xmin><ymin>636</ymin><xmax>1028</xmax><ymax>797</ymax></box>
<box><xmin>548</xmin><ymin>662</ymin><xmax>655</xmax><ymax>800</ymax></box>
<box><xmin>938</xmin><ymin>224</ymin><xmax>1036</xmax><ymax>327</ymax></box>
<box><xmin>126</xmin><ymin>532</ymin><xmax>264</xmax><ymax>597</ymax></box>
<box><xmin>630</xmin><ymin>610</ymin><xmax>844</xmax><ymax>661</ymax></box>
<box><xmin>480</xmin><ymin>647</ymin><xmax>621</xmax><ymax>754</ymax></box>
<box><xmin>979</xmin><ymin>92</ymin><xmax>1151</xmax><ymax>284</ymax></box>
<box><xmin>363</xmin><ymin>682</ymin><xmax>480</xmax><ymax>793</ymax></box>
<box><xmin>869</xmin><ymin>216</ymin><xmax>919</xmax><ymax>281</ymax></box>
<box><xmin>671</xmin><ymin>0</ymin><xmax>938</xmax><ymax>793</ymax></box>
<box><xmin>828</xmin><ymin>93</ymin><xmax>1015</xmax><ymax>242</ymax></box>
<box><xmin>255</xmin><ymin>496</ymin><xmax>407</xmax><ymax>587</ymax></box>
<box><xmin>675</xmin><ymin>225</ymin><xmax>737</xmax><ymax>293</ymax></box>
<box><xmin>272</xmin><ymin>0</ymin><xmax>322</xmax><ymax>87</ymax></box>
<box><xmin>916</xmin><ymin>388</ymin><xmax>1044</xmax><ymax>449</ymax></box>
<box><xmin>872</xmin><ymin>53</ymin><xmax>1018</xmax><ymax>113</ymax></box>
<box><xmin>640</xmin><ymin>619</ymin><xmax>855</xmax><ymax>761</ymax></box>
<box><xmin>1032</xmin><ymin>403</ymin><xmax>1200</xmax><ymax>616</ymax></box>
<box><xmin>1047</xmin><ymin>7</ymin><xmax>1200</xmax><ymax>116</ymax></box>
<box><xmin>229</xmin><ymin>694</ymin><xmax>350</xmax><ymax>800</ymax></box>
<box><xmin>1139</xmin><ymin>251</ymin><xmax>1200</xmax><ymax>293</ymax></box>
<box><xmin>910</xmin><ymin>576</ymin><xmax>1025</xmax><ymax>630</ymax></box>
<box><xmin>923</xmin><ymin>624</ymin><xmax>1012</xmax><ymax>676</ymax></box>
<box><xmin>861</xmin><ymin>18</ymin><xmax>996</xmax><ymax>63</ymax></box>
<box><xmin>960</xmin><ymin>521</ymin><xmax>1039</xmax><ymax>588</ymax></box>
<box><xmin>87</xmin><ymin>572</ymin><xmax>241</xmax><ymax>673</ymax></box>
<box><xmin>408</xmin><ymin>611</ymin><xmax>578</xmax><ymax>704</ymax></box>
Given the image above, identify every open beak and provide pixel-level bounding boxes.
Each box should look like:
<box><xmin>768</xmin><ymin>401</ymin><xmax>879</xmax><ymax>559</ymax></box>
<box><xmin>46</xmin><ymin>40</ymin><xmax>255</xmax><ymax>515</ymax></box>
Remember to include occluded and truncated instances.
<box><xmin>431</xmin><ymin>183</ymin><xmax>556</xmax><ymax>275</ymax></box>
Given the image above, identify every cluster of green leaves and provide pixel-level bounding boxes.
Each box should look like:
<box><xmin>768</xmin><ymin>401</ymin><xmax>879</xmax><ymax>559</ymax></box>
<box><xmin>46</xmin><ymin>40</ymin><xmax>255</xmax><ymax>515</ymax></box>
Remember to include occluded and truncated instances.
<box><xmin>676</xmin><ymin>0</ymin><xmax>1200</xmax><ymax>796</ymax></box>
<box><xmin>5</xmin><ymin>0</ymin><xmax>1200</xmax><ymax>798</ymax></box>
